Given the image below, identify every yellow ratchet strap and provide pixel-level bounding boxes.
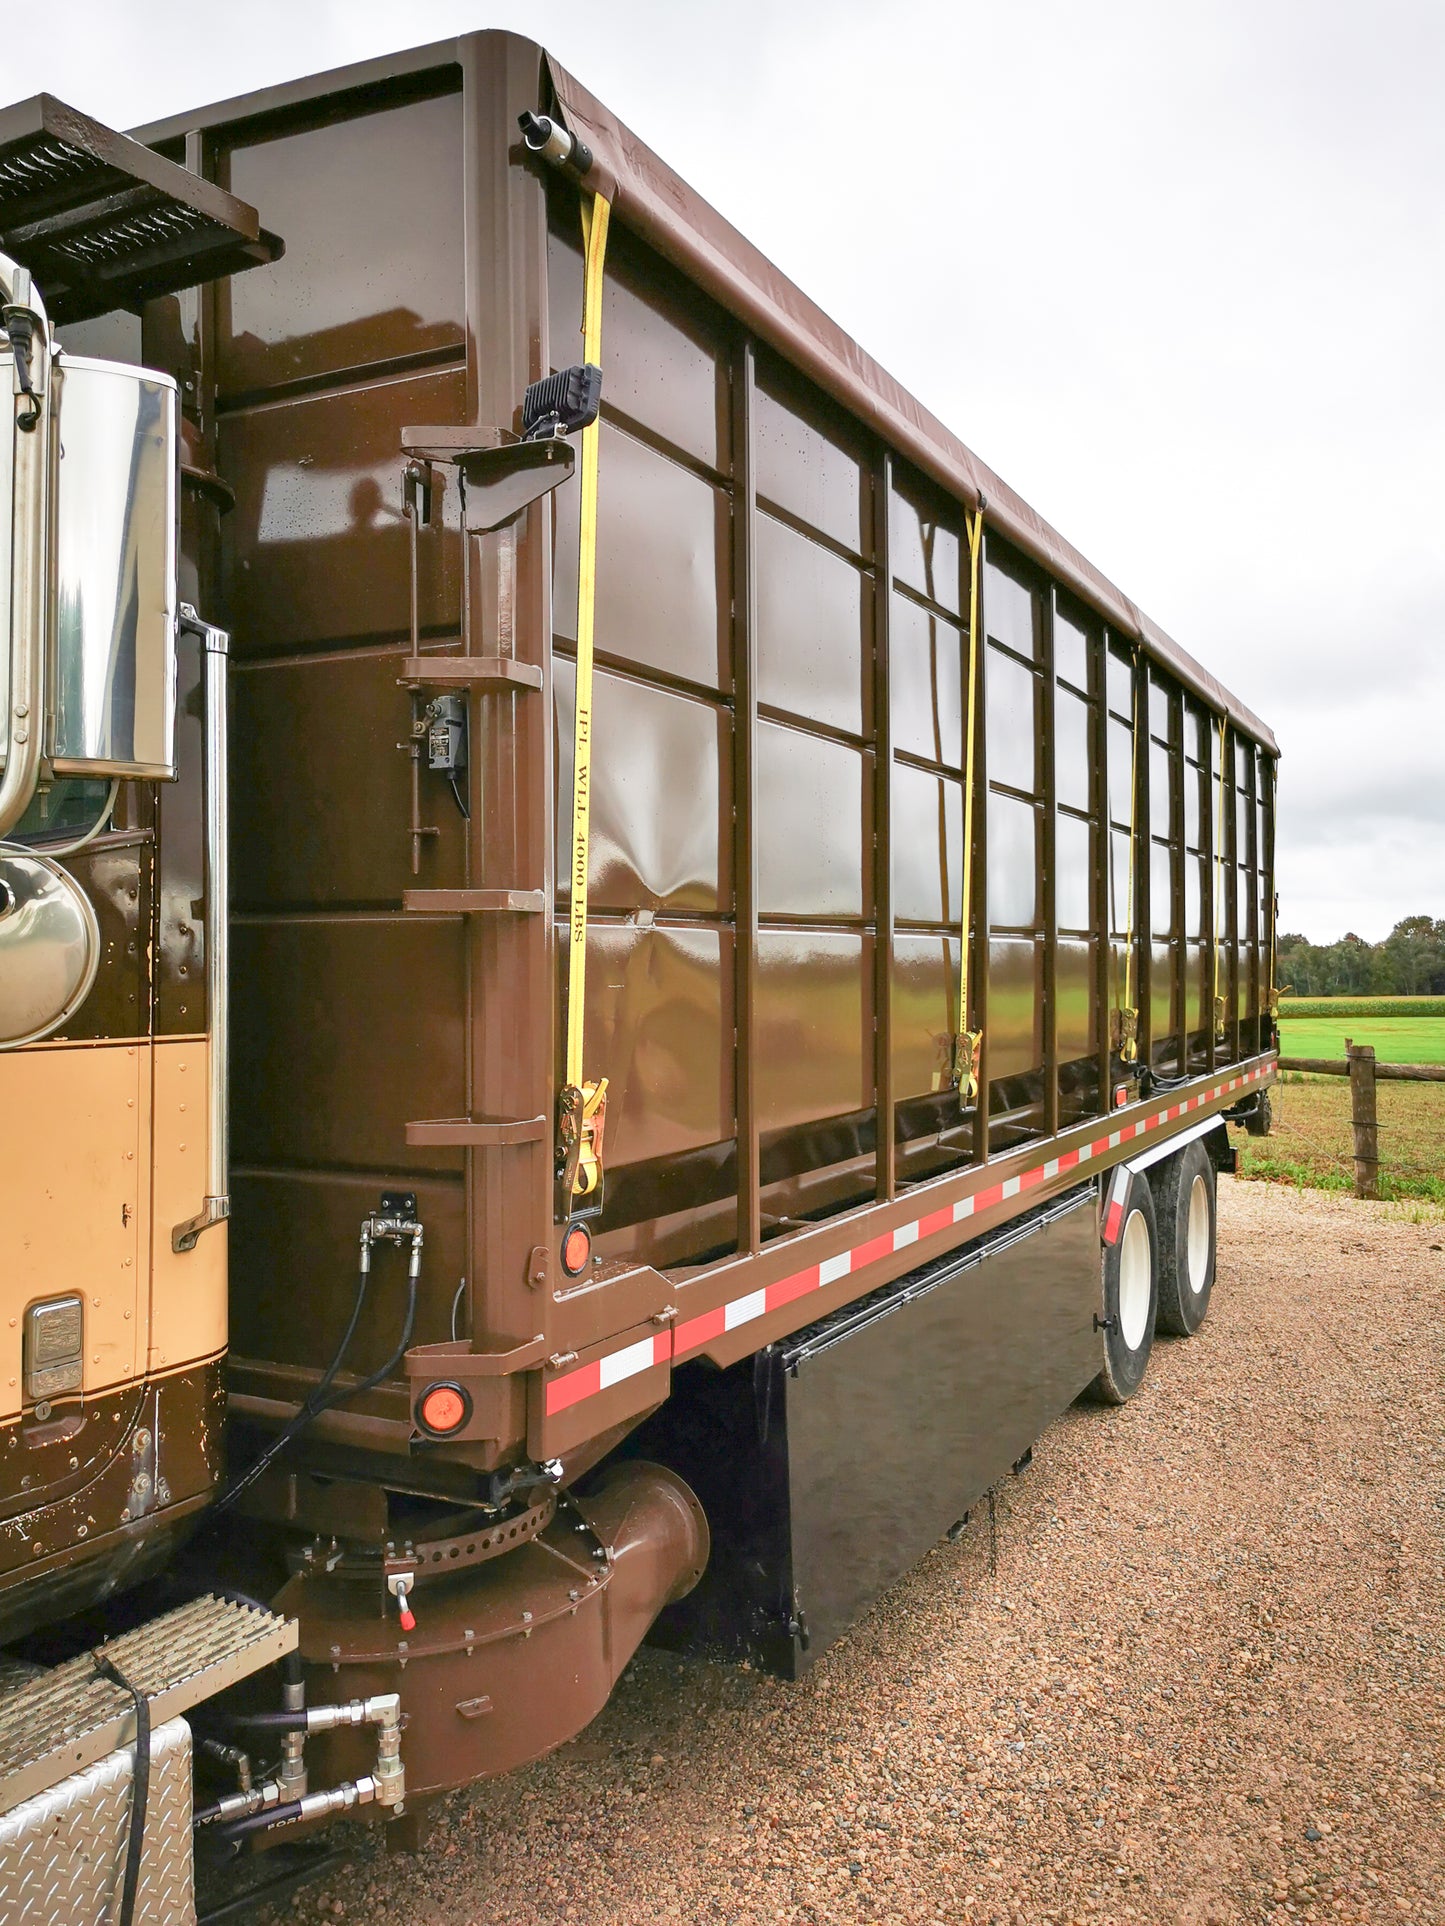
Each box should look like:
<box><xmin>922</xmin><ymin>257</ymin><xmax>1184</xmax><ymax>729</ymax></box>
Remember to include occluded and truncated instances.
<box><xmin>953</xmin><ymin>502</ymin><xmax>985</xmax><ymax>1100</ymax></box>
<box><xmin>1116</xmin><ymin>650</ymin><xmax>1141</xmax><ymax>1064</ymax></box>
<box><xmin>561</xmin><ymin>189</ymin><xmax>611</xmax><ymax>1207</ymax></box>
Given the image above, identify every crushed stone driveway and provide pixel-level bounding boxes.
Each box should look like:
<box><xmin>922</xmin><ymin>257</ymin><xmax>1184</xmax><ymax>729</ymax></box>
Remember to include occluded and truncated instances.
<box><xmin>292</xmin><ymin>1179</ymin><xmax>1445</xmax><ymax>1925</ymax></box>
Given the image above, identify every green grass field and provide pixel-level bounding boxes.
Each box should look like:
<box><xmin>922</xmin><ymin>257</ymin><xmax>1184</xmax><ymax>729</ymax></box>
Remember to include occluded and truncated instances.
<box><xmin>1234</xmin><ymin>1077</ymin><xmax>1445</xmax><ymax>1206</ymax></box>
<box><xmin>1278</xmin><ymin>1014</ymin><xmax>1445</xmax><ymax>1064</ymax></box>
<box><xmin>1236</xmin><ymin>995</ymin><xmax>1445</xmax><ymax>1203</ymax></box>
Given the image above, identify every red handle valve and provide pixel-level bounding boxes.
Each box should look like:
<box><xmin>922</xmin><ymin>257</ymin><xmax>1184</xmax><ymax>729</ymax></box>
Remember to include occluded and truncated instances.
<box><xmin>389</xmin><ymin>1574</ymin><xmax>417</xmax><ymax>1633</ymax></box>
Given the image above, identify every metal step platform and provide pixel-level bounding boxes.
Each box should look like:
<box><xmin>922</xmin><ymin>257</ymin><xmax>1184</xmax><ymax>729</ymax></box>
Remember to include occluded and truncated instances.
<box><xmin>0</xmin><ymin>92</ymin><xmax>280</xmax><ymax>322</ymax></box>
<box><xmin>0</xmin><ymin>1593</ymin><xmax>295</xmax><ymax>1817</ymax></box>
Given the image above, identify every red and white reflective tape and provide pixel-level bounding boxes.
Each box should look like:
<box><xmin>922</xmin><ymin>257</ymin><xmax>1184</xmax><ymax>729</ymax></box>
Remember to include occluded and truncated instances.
<box><xmin>545</xmin><ymin>1329</ymin><xmax>671</xmax><ymax>1415</ymax></box>
<box><xmin>544</xmin><ymin>1063</ymin><xmax>1270</xmax><ymax>1415</ymax></box>
<box><xmin>1101</xmin><ymin>1165</ymin><xmax>1133</xmax><ymax>1247</ymax></box>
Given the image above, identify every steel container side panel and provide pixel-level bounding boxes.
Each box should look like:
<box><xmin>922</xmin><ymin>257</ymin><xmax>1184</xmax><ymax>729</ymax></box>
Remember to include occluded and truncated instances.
<box><xmin>547</xmin><ymin>207</ymin><xmax>730</xmax><ymax>480</ymax></box>
<box><xmin>553</xmin><ymin>659</ymin><xmax>730</xmax><ymax>915</ymax></box>
<box><xmin>987</xmin><ymin>936</ymin><xmax>1045</xmax><ymax>1085</ymax></box>
<box><xmin>1152</xmin><ymin>941</ymin><xmax>1178</xmax><ymax>1069</ymax></box>
<box><xmin>892</xmin><ymin>932</ymin><xmax>961</xmax><ymax>1104</ymax></box>
<box><xmin>983</xmin><ymin>541</ymin><xmax>1050</xmax><ymax>1144</ymax></box>
<box><xmin>890</xmin><ymin>475</ymin><xmax>962</xmax><ymax>618</ymax></box>
<box><xmin>752</xmin><ymin>368</ymin><xmax>871</xmax><ymax>560</ymax></box>
<box><xmin>988</xmin><ymin>811</ymin><xmax>1043</xmax><ymax>971</ymax></box>
<box><xmin>233</xmin><ymin>647</ymin><xmax>468</xmax><ymax>909</ymax></box>
<box><xmin>892</xmin><ymin>763</ymin><xmax>963</xmax><ymax>927</ymax></box>
<box><xmin>1185</xmin><ymin>943</ymin><xmax>1208</xmax><ymax>1064</ymax></box>
<box><xmin>1056</xmin><ymin>938</ymin><xmax>1098</xmax><ymax>1065</ymax></box>
<box><xmin>787</xmin><ymin>1195</ymin><xmax>1100</xmax><ymax>1664</ymax></box>
<box><xmin>219</xmin><ymin>89</ymin><xmax>466</xmax><ymax>396</ymax></box>
<box><xmin>125</xmin><ymin>36</ymin><xmax>1282</xmax><ymax>1445</ymax></box>
<box><xmin>218</xmin><ymin>366</ymin><xmax>466</xmax><ymax>654</ymax></box>
<box><xmin>754</xmin><ymin>514</ymin><xmax>870</xmax><ymax>737</ymax></box>
<box><xmin>551</xmin><ymin>920</ymin><xmax>734</xmax><ymax>1176</ymax></box>
<box><xmin>199</xmin><ymin>76</ymin><xmax>479</xmax><ymax>1407</ymax></box>
<box><xmin>230</xmin><ymin>917</ymin><xmax>465</xmax><ymax>1174</ymax></box>
<box><xmin>756</xmin><ymin>725</ymin><xmax>868</xmax><ymax>921</ymax></box>
<box><xmin>229</xmin><ymin>1170</ymin><xmax>466</xmax><ymax>1382</ymax></box>
<box><xmin>890</xmin><ymin>593</ymin><xmax>963</xmax><ymax>771</ymax></box>
<box><xmin>755</xmin><ymin>930</ymin><xmax>870</xmax><ymax>1136</ymax></box>
<box><xmin>552</xmin><ymin>421</ymin><xmax>731</xmax><ymax>689</ymax></box>
<box><xmin>1055</xmin><ymin>809</ymin><xmax>1094</xmax><ymax>931</ymax></box>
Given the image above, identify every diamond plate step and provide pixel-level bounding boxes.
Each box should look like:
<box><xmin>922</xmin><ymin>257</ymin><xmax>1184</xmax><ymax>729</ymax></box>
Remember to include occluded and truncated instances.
<box><xmin>0</xmin><ymin>1716</ymin><xmax>195</xmax><ymax>1926</ymax></box>
<box><xmin>0</xmin><ymin>1594</ymin><xmax>295</xmax><ymax>1816</ymax></box>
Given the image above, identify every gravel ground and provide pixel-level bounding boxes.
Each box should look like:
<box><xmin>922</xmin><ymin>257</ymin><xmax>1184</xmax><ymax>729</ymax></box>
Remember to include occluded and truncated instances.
<box><xmin>281</xmin><ymin>1179</ymin><xmax>1445</xmax><ymax>1925</ymax></box>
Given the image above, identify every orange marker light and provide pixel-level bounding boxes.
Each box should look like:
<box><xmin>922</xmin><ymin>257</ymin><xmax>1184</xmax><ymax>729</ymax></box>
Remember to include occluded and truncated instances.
<box><xmin>561</xmin><ymin>1222</ymin><xmax>592</xmax><ymax>1276</ymax></box>
<box><xmin>417</xmin><ymin>1382</ymin><xmax>469</xmax><ymax>1435</ymax></box>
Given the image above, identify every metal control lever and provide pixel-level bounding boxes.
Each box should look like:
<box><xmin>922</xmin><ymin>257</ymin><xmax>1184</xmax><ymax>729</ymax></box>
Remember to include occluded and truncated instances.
<box><xmin>387</xmin><ymin>1571</ymin><xmax>417</xmax><ymax>1632</ymax></box>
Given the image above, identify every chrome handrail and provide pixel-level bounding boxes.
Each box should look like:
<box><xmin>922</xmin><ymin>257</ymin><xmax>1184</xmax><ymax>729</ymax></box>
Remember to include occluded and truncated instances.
<box><xmin>0</xmin><ymin>256</ymin><xmax>51</xmax><ymax>839</ymax></box>
<box><xmin>173</xmin><ymin>607</ymin><xmax>230</xmax><ymax>1253</ymax></box>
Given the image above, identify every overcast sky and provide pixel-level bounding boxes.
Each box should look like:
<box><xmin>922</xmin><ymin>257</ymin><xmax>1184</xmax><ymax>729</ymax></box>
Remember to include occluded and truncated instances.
<box><xmin>7</xmin><ymin>0</ymin><xmax>1440</xmax><ymax>941</ymax></box>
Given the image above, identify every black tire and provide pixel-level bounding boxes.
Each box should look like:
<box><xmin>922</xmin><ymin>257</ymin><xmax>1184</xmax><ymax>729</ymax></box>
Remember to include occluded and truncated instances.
<box><xmin>1151</xmin><ymin>1138</ymin><xmax>1217</xmax><ymax>1337</ymax></box>
<box><xmin>1245</xmin><ymin>1088</ymin><xmax>1273</xmax><ymax>1137</ymax></box>
<box><xmin>1086</xmin><ymin>1177</ymin><xmax>1159</xmax><ymax>1404</ymax></box>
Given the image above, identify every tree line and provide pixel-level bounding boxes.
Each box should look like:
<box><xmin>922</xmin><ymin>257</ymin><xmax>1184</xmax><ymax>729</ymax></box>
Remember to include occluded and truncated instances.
<box><xmin>1277</xmin><ymin>917</ymin><xmax>1445</xmax><ymax>996</ymax></box>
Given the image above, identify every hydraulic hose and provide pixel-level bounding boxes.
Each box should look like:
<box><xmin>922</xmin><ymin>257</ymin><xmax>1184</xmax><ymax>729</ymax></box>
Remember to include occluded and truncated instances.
<box><xmin>210</xmin><ymin>1707</ymin><xmax>308</xmax><ymax>1732</ymax></box>
<box><xmin>215</xmin><ymin>1217</ymin><xmax>421</xmax><ymax>1515</ymax></box>
<box><xmin>215</xmin><ymin>1800</ymin><xmax>302</xmax><ymax>1846</ymax></box>
<box><xmin>211</xmin><ymin>1262</ymin><xmax>372</xmax><ymax>1515</ymax></box>
<box><xmin>94</xmin><ymin>1653</ymin><xmax>150</xmax><ymax>1926</ymax></box>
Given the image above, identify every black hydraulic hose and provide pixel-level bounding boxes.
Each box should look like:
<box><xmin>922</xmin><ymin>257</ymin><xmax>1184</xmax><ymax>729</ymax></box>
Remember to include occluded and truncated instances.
<box><xmin>95</xmin><ymin>1655</ymin><xmax>151</xmax><ymax>1926</ymax></box>
<box><xmin>214</xmin><ymin>1270</ymin><xmax>419</xmax><ymax>1517</ymax></box>
<box><xmin>210</xmin><ymin>1706</ymin><xmax>308</xmax><ymax>1732</ymax></box>
<box><xmin>211</xmin><ymin>1262</ymin><xmax>372</xmax><ymax>1515</ymax></box>
<box><xmin>215</xmin><ymin>1800</ymin><xmax>304</xmax><ymax>1848</ymax></box>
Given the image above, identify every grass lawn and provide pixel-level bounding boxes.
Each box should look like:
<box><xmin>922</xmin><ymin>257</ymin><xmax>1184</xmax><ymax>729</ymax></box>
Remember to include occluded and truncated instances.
<box><xmin>1234</xmin><ymin>1075</ymin><xmax>1445</xmax><ymax>1205</ymax></box>
<box><xmin>1278</xmin><ymin>1013</ymin><xmax>1445</xmax><ymax>1064</ymax></box>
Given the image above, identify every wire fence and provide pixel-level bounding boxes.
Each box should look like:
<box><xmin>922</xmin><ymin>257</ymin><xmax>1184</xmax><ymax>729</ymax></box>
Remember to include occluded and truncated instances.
<box><xmin>1263</xmin><ymin>1050</ymin><xmax>1445</xmax><ymax>1198</ymax></box>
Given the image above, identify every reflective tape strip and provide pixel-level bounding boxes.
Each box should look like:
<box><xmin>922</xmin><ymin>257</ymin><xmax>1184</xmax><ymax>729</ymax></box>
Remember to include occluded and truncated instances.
<box><xmin>544</xmin><ymin>1064</ymin><xmax>1270</xmax><ymax>1410</ymax></box>
<box><xmin>599</xmin><ymin>1333</ymin><xmax>667</xmax><ymax>1389</ymax></box>
<box><xmin>1102</xmin><ymin>1165</ymin><xmax>1132</xmax><ymax>1247</ymax></box>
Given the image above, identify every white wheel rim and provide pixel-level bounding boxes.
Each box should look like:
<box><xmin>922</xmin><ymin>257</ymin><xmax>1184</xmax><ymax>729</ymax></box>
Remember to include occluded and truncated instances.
<box><xmin>1186</xmin><ymin>1173</ymin><xmax>1210</xmax><ymax>1297</ymax></box>
<box><xmin>1117</xmin><ymin>1209</ymin><xmax>1152</xmax><ymax>1351</ymax></box>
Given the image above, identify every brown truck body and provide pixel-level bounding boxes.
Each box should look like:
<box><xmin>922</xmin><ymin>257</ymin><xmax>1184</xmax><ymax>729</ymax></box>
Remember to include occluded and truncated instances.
<box><xmin>0</xmin><ymin>29</ymin><xmax>1276</xmax><ymax>1851</ymax></box>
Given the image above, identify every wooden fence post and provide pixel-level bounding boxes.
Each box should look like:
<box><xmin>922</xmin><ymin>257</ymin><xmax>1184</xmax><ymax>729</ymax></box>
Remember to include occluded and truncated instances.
<box><xmin>1346</xmin><ymin>1038</ymin><xmax>1379</xmax><ymax>1200</ymax></box>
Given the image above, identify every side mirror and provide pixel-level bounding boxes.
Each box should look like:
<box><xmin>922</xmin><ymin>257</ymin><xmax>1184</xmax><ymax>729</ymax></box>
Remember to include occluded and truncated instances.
<box><xmin>49</xmin><ymin>355</ymin><xmax>178</xmax><ymax>782</ymax></box>
<box><xmin>0</xmin><ymin>257</ymin><xmax>178</xmax><ymax>835</ymax></box>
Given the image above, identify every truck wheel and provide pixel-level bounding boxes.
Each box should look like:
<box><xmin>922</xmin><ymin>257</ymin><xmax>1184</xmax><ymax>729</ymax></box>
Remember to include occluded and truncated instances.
<box><xmin>1087</xmin><ymin>1179</ymin><xmax>1158</xmax><ymax>1404</ymax></box>
<box><xmin>1151</xmin><ymin>1139</ymin><xmax>1216</xmax><ymax>1336</ymax></box>
<box><xmin>1245</xmin><ymin>1088</ymin><xmax>1272</xmax><ymax>1137</ymax></box>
